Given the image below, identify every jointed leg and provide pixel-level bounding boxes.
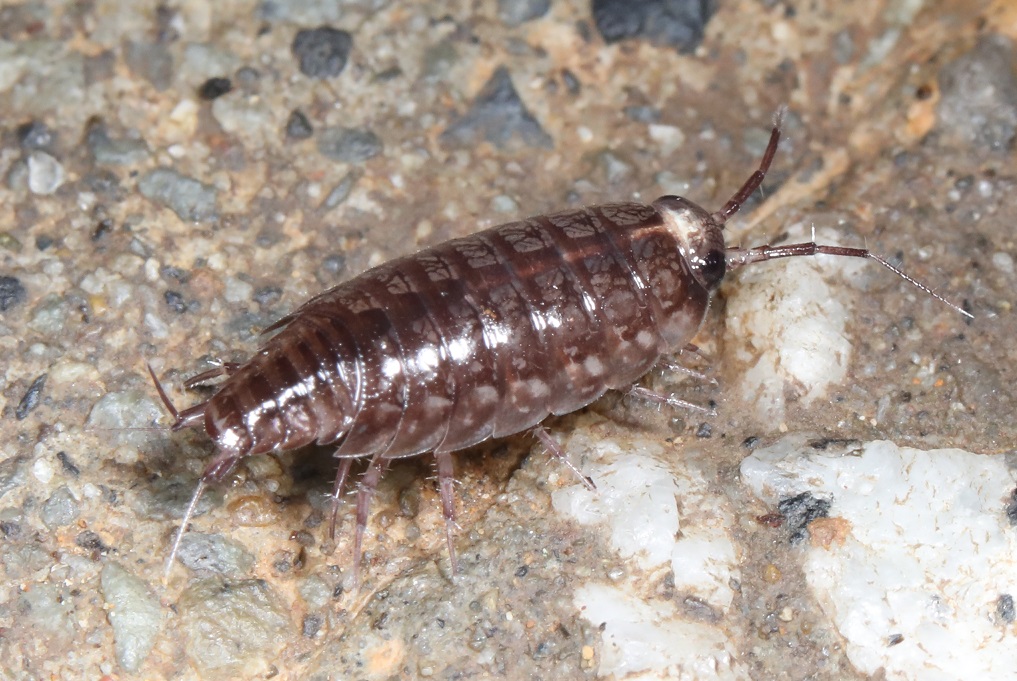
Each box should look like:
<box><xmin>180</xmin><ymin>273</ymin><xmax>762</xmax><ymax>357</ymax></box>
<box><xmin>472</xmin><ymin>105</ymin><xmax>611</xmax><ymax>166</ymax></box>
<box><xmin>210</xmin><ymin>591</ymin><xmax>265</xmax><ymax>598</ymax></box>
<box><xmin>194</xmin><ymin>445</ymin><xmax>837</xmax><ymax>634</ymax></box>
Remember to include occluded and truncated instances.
<box><xmin>533</xmin><ymin>426</ymin><xmax>595</xmax><ymax>491</ymax></box>
<box><xmin>434</xmin><ymin>451</ymin><xmax>460</xmax><ymax>574</ymax></box>
<box><xmin>328</xmin><ymin>457</ymin><xmax>355</xmax><ymax>540</ymax></box>
<box><xmin>352</xmin><ymin>453</ymin><xmax>391</xmax><ymax>585</ymax></box>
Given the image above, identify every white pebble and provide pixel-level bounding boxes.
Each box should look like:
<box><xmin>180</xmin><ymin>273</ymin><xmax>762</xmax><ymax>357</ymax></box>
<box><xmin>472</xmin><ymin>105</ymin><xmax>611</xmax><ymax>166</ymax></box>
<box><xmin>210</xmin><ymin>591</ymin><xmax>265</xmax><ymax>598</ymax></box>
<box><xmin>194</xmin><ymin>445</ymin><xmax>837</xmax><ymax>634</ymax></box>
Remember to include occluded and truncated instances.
<box><xmin>33</xmin><ymin>457</ymin><xmax>55</xmax><ymax>484</ymax></box>
<box><xmin>27</xmin><ymin>151</ymin><xmax>66</xmax><ymax>195</ymax></box>
<box><xmin>991</xmin><ymin>251</ymin><xmax>1014</xmax><ymax>275</ymax></box>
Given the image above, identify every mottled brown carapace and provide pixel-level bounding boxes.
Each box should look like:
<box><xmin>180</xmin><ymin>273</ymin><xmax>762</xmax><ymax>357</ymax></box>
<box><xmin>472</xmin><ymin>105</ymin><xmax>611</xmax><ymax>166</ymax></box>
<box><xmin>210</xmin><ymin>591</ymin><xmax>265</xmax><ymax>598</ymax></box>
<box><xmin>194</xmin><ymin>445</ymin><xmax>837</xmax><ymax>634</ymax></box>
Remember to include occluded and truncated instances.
<box><xmin>151</xmin><ymin>116</ymin><xmax>967</xmax><ymax>580</ymax></box>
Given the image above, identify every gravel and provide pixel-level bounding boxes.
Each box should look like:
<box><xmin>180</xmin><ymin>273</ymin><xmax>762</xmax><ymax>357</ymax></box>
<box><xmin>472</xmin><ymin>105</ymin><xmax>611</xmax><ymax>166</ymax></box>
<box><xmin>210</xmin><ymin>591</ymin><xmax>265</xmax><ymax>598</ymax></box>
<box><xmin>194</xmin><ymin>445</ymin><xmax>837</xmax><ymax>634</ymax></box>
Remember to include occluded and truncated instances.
<box><xmin>179</xmin><ymin>577</ymin><xmax>293</xmax><ymax>676</ymax></box>
<box><xmin>316</xmin><ymin>126</ymin><xmax>383</xmax><ymax>163</ymax></box>
<box><xmin>0</xmin><ymin>275</ymin><xmax>26</xmax><ymax>311</ymax></box>
<box><xmin>285</xmin><ymin>109</ymin><xmax>314</xmax><ymax>139</ymax></box>
<box><xmin>100</xmin><ymin>563</ymin><xmax>163</xmax><ymax>673</ymax></box>
<box><xmin>197</xmin><ymin>76</ymin><xmax>233</xmax><ymax>100</ymax></box>
<box><xmin>15</xmin><ymin>373</ymin><xmax>47</xmax><ymax>420</ymax></box>
<box><xmin>40</xmin><ymin>484</ymin><xmax>78</xmax><ymax>528</ymax></box>
<box><xmin>176</xmin><ymin>532</ymin><xmax>256</xmax><ymax>576</ymax></box>
<box><xmin>291</xmin><ymin>26</ymin><xmax>353</xmax><ymax>79</ymax></box>
<box><xmin>441</xmin><ymin>66</ymin><xmax>553</xmax><ymax>149</ymax></box>
<box><xmin>497</xmin><ymin>0</ymin><xmax>551</xmax><ymax>26</ymax></box>
<box><xmin>591</xmin><ymin>0</ymin><xmax>716</xmax><ymax>53</ymax></box>
<box><xmin>85</xmin><ymin>120</ymin><xmax>150</xmax><ymax>166</ymax></box>
<box><xmin>26</xmin><ymin>151</ymin><xmax>64</xmax><ymax>195</ymax></box>
<box><xmin>937</xmin><ymin>34</ymin><xmax>1017</xmax><ymax>151</ymax></box>
<box><xmin>137</xmin><ymin>168</ymin><xmax>218</xmax><ymax>223</ymax></box>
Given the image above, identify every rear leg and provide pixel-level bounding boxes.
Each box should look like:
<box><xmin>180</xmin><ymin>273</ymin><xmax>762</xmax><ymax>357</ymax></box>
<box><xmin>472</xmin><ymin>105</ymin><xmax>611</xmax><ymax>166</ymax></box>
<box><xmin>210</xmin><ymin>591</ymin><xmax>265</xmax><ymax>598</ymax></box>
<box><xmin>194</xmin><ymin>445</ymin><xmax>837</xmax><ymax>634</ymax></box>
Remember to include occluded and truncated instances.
<box><xmin>533</xmin><ymin>426</ymin><xmax>595</xmax><ymax>491</ymax></box>
<box><xmin>352</xmin><ymin>453</ymin><xmax>391</xmax><ymax>586</ymax></box>
<box><xmin>627</xmin><ymin>385</ymin><xmax>717</xmax><ymax>417</ymax></box>
<box><xmin>655</xmin><ymin>343</ymin><xmax>717</xmax><ymax>386</ymax></box>
<box><xmin>328</xmin><ymin>457</ymin><xmax>355</xmax><ymax>540</ymax></box>
<box><xmin>434</xmin><ymin>451</ymin><xmax>461</xmax><ymax>575</ymax></box>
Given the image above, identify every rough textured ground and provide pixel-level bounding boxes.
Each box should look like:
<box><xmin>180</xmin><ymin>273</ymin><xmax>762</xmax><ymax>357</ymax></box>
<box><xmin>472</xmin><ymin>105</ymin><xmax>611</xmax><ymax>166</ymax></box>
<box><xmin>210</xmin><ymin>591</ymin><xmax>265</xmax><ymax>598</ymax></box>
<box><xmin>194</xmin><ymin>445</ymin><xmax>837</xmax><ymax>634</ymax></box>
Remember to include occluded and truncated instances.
<box><xmin>0</xmin><ymin>0</ymin><xmax>1014</xmax><ymax>679</ymax></box>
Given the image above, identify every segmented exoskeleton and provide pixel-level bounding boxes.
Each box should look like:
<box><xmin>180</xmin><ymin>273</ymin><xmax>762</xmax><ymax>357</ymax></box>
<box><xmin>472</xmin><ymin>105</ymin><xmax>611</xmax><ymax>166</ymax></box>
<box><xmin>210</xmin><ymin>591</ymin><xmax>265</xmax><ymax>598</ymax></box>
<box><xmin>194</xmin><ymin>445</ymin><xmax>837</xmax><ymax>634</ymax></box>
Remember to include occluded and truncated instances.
<box><xmin>151</xmin><ymin>118</ymin><xmax>967</xmax><ymax>579</ymax></box>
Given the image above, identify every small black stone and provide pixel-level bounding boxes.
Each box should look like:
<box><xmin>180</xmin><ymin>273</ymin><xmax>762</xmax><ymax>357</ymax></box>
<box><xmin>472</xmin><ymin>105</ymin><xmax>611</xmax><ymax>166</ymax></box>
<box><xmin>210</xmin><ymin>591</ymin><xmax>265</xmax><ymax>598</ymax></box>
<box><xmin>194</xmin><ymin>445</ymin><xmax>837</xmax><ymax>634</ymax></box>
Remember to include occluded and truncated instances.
<box><xmin>777</xmin><ymin>492</ymin><xmax>832</xmax><ymax>545</ymax></box>
<box><xmin>57</xmin><ymin>451</ymin><xmax>80</xmax><ymax>477</ymax></box>
<box><xmin>16</xmin><ymin>120</ymin><xmax>55</xmax><ymax>150</ymax></box>
<box><xmin>561</xmin><ymin>68</ymin><xmax>581</xmax><ymax>94</ymax></box>
<box><xmin>292</xmin><ymin>26</ymin><xmax>353</xmax><ymax>79</ymax></box>
<box><xmin>75</xmin><ymin>530</ymin><xmax>110</xmax><ymax>552</ymax></box>
<box><xmin>285</xmin><ymin>110</ymin><xmax>314</xmax><ymax>140</ymax></box>
<box><xmin>0</xmin><ymin>276</ymin><xmax>26</xmax><ymax>311</ymax></box>
<box><xmin>15</xmin><ymin>373</ymin><xmax>47</xmax><ymax>420</ymax></box>
<box><xmin>302</xmin><ymin>614</ymin><xmax>323</xmax><ymax>637</ymax></box>
<box><xmin>164</xmin><ymin>290</ymin><xmax>187</xmax><ymax>313</ymax></box>
<box><xmin>0</xmin><ymin>520</ymin><xmax>21</xmax><ymax>538</ymax></box>
<box><xmin>198</xmin><ymin>77</ymin><xmax>233</xmax><ymax>100</ymax></box>
<box><xmin>1005</xmin><ymin>488</ymin><xmax>1017</xmax><ymax>526</ymax></box>
<box><xmin>998</xmin><ymin>594</ymin><xmax>1016</xmax><ymax>623</ymax></box>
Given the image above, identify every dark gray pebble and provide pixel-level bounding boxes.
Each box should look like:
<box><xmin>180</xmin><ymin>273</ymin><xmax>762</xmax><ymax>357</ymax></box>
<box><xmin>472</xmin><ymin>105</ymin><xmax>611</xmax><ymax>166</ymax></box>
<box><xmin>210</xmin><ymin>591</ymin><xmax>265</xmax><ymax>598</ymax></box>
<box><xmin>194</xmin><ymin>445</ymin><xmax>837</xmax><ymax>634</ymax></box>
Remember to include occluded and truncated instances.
<box><xmin>176</xmin><ymin>532</ymin><xmax>255</xmax><ymax>576</ymax></box>
<box><xmin>322</xmin><ymin>169</ymin><xmax>361</xmax><ymax>208</ymax></box>
<box><xmin>16</xmin><ymin>121</ymin><xmax>55</xmax><ymax>151</ymax></box>
<box><xmin>285</xmin><ymin>109</ymin><xmax>314</xmax><ymax>140</ymax></box>
<box><xmin>498</xmin><ymin>0</ymin><xmax>550</xmax><ymax>26</ymax></box>
<box><xmin>592</xmin><ymin>0</ymin><xmax>715</xmax><ymax>53</ymax></box>
<box><xmin>164</xmin><ymin>290</ymin><xmax>187</xmax><ymax>313</ymax></box>
<box><xmin>998</xmin><ymin>594</ymin><xmax>1015</xmax><ymax>623</ymax></box>
<box><xmin>15</xmin><ymin>373</ymin><xmax>47</xmax><ymax>420</ymax></box>
<box><xmin>441</xmin><ymin>66</ymin><xmax>553</xmax><ymax>149</ymax></box>
<box><xmin>0</xmin><ymin>276</ymin><xmax>26</xmax><ymax>311</ymax></box>
<box><xmin>937</xmin><ymin>34</ymin><xmax>1017</xmax><ymax>151</ymax></box>
<box><xmin>303</xmin><ymin>614</ymin><xmax>323</xmax><ymax>637</ymax></box>
<box><xmin>75</xmin><ymin>529</ymin><xmax>111</xmax><ymax>553</ymax></box>
<box><xmin>56</xmin><ymin>451</ymin><xmax>80</xmax><ymax>476</ymax></box>
<box><xmin>253</xmin><ymin>286</ymin><xmax>282</xmax><ymax>306</ymax></box>
<box><xmin>86</xmin><ymin>119</ymin><xmax>150</xmax><ymax>166</ymax></box>
<box><xmin>131</xmin><ymin>474</ymin><xmax>222</xmax><ymax>521</ymax></box>
<box><xmin>41</xmin><ymin>485</ymin><xmax>79</xmax><ymax>529</ymax></box>
<box><xmin>317</xmin><ymin>127</ymin><xmax>382</xmax><ymax>163</ymax></box>
<box><xmin>777</xmin><ymin>491</ymin><xmax>831</xmax><ymax>545</ymax></box>
<box><xmin>292</xmin><ymin>26</ymin><xmax>353</xmax><ymax>79</ymax></box>
<box><xmin>235</xmin><ymin>66</ymin><xmax>261</xmax><ymax>93</ymax></box>
<box><xmin>138</xmin><ymin>168</ymin><xmax>218</xmax><ymax>223</ymax></box>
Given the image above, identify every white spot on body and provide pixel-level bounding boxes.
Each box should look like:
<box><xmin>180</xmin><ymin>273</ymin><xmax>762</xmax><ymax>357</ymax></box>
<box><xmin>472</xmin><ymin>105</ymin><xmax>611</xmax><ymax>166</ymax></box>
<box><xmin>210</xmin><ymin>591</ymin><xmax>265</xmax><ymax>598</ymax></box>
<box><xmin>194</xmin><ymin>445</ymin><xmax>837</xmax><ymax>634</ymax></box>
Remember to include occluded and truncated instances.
<box><xmin>584</xmin><ymin>356</ymin><xmax>605</xmax><ymax>376</ymax></box>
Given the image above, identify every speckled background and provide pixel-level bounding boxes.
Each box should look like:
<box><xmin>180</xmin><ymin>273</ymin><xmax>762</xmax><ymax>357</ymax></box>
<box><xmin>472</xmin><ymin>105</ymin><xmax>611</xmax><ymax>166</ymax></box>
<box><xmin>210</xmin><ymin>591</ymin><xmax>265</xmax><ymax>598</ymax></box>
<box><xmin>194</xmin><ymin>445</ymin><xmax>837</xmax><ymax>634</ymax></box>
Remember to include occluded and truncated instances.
<box><xmin>0</xmin><ymin>0</ymin><xmax>1014</xmax><ymax>679</ymax></box>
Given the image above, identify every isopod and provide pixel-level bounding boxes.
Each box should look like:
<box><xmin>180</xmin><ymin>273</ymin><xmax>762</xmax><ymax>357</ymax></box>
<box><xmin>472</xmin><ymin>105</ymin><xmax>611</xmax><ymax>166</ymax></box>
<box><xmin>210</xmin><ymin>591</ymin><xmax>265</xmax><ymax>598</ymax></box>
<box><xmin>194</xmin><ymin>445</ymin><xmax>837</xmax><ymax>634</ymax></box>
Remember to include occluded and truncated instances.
<box><xmin>151</xmin><ymin>115</ymin><xmax>969</xmax><ymax>580</ymax></box>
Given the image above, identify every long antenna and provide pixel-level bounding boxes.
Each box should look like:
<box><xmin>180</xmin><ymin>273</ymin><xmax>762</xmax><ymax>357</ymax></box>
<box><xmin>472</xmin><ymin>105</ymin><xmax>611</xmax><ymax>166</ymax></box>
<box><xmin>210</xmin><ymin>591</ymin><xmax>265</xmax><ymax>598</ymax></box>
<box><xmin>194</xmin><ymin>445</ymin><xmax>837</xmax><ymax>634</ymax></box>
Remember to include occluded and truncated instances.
<box><xmin>163</xmin><ymin>478</ymin><xmax>206</xmax><ymax>583</ymax></box>
<box><xmin>726</xmin><ymin>241</ymin><xmax>973</xmax><ymax>319</ymax></box>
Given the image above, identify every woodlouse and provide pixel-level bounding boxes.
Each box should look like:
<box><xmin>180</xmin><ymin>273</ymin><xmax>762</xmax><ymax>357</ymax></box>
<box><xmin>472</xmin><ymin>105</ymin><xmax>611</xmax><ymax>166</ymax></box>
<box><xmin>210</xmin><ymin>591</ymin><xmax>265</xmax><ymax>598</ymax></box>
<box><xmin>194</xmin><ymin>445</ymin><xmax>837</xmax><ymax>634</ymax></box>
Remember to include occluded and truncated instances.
<box><xmin>151</xmin><ymin>117</ymin><xmax>968</xmax><ymax>580</ymax></box>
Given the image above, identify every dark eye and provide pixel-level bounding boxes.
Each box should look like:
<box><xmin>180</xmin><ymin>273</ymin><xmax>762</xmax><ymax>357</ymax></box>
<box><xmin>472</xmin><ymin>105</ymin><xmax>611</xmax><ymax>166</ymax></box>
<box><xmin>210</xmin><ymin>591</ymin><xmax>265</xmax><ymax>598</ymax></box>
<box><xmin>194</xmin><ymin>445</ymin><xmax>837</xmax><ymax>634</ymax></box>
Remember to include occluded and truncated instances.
<box><xmin>696</xmin><ymin>249</ymin><xmax>726</xmax><ymax>288</ymax></box>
